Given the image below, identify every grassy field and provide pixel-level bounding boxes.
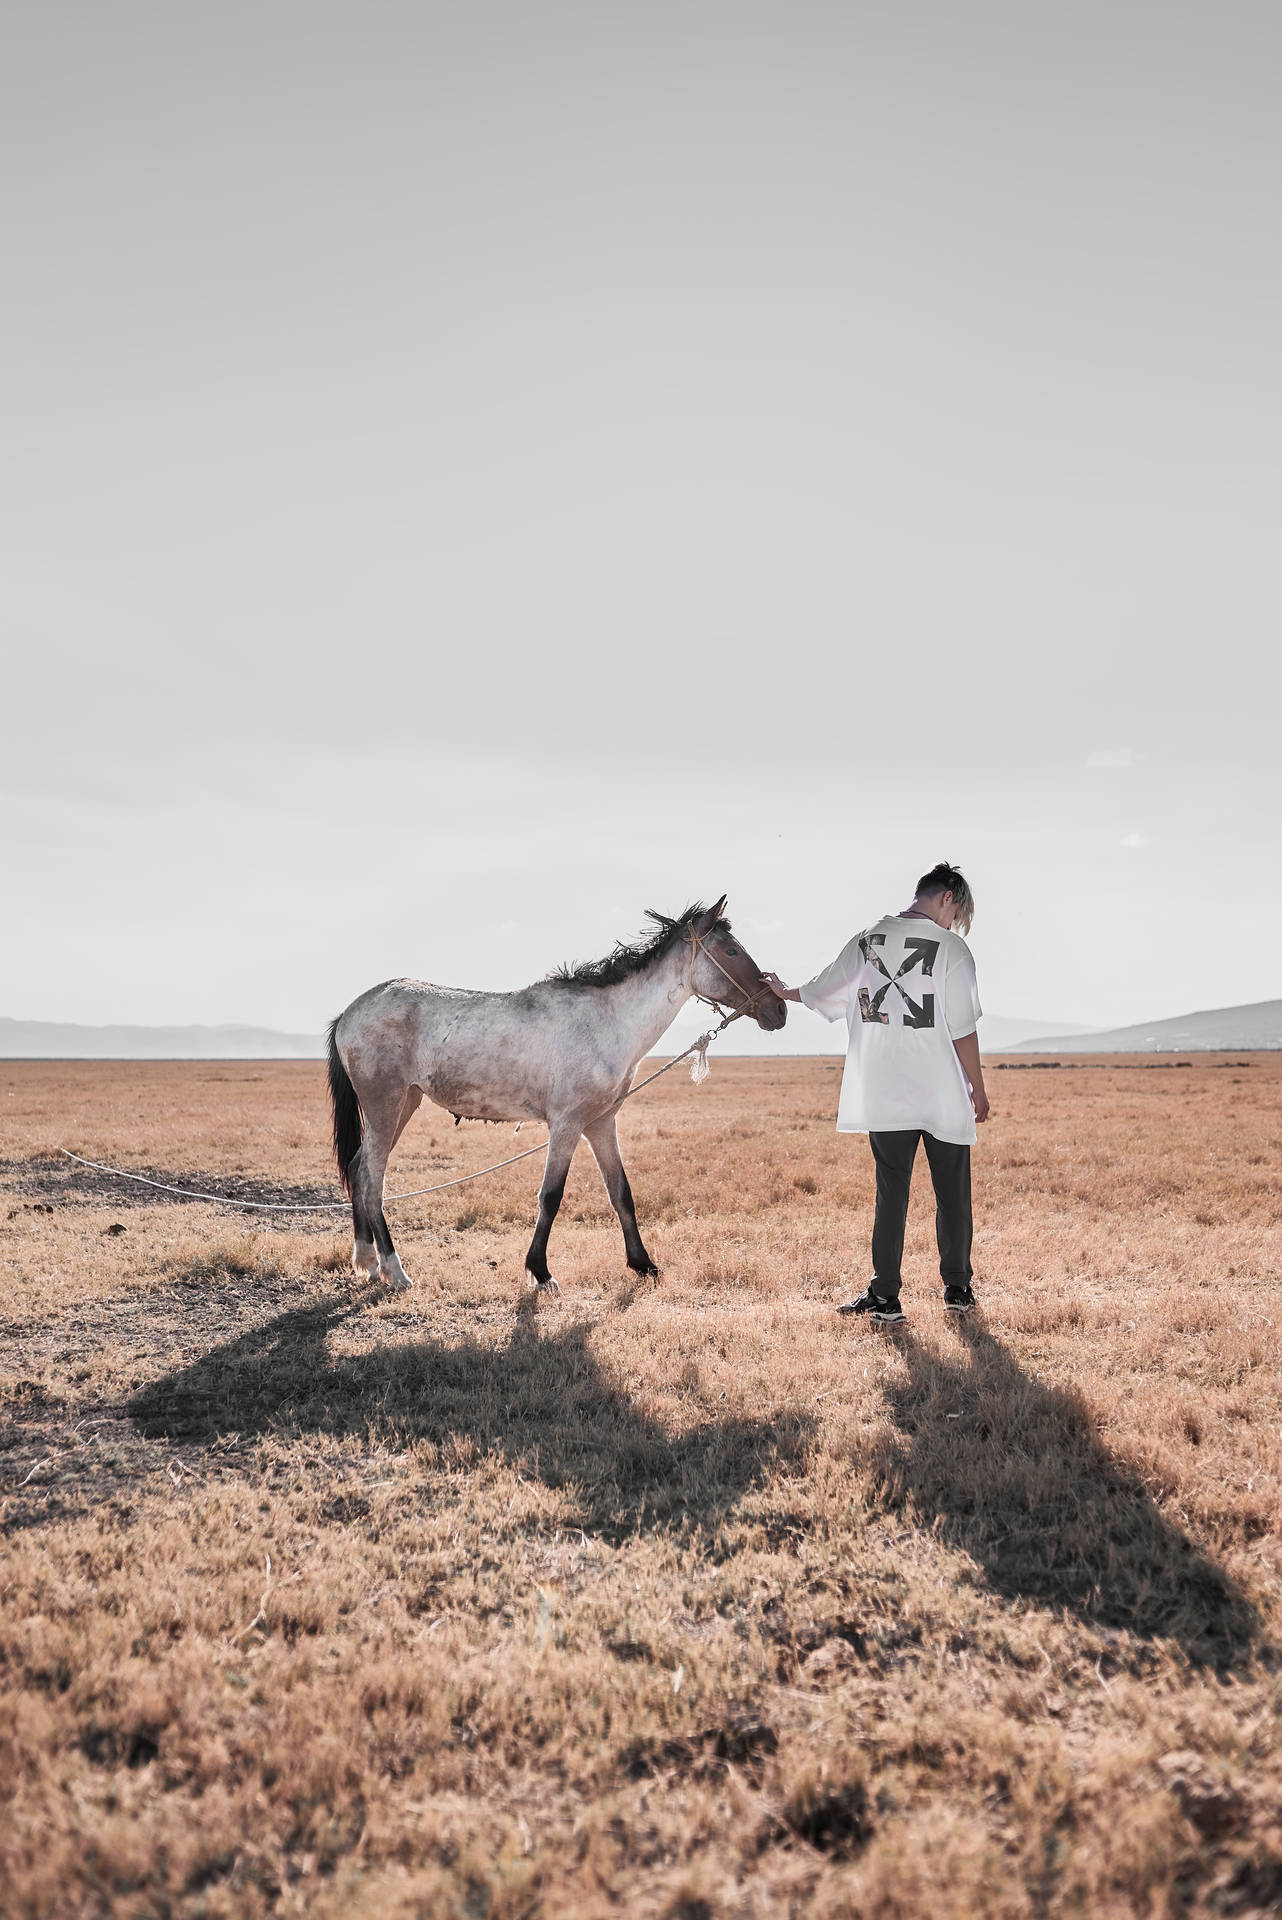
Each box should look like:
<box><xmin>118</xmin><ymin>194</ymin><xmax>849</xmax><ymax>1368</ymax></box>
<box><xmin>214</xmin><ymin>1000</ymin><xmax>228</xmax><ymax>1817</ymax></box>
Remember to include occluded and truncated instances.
<box><xmin>1</xmin><ymin>1054</ymin><xmax>1280</xmax><ymax>1919</ymax></box>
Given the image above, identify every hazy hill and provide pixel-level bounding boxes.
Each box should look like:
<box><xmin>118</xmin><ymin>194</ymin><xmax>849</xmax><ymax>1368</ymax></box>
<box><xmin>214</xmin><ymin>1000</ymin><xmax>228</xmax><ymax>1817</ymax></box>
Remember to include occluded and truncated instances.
<box><xmin>3</xmin><ymin>1010</ymin><xmax>1097</xmax><ymax>1059</ymax></box>
<box><xmin>1010</xmin><ymin>999</ymin><xmax>1282</xmax><ymax>1053</ymax></box>
<box><xmin>977</xmin><ymin>1015</ymin><xmax>1101</xmax><ymax>1053</ymax></box>
<box><xmin>0</xmin><ymin>1019</ymin><xmax>325</xmax><ymax>1060</ymax></box>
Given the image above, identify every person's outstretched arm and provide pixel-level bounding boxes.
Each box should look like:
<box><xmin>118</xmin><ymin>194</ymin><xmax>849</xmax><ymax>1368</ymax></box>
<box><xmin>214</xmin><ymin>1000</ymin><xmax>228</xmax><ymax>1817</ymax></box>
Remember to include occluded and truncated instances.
<box><xmin>762</xmin><ymin>972</ymin><xmax>801</xmax><ymax>1002</ymax></box>
<box><xmin>763</xmin><ymin>937</ymin><xmax>862</xmax><ymax>1022</ymax></box>
<box><xmin>952</xmin><ymin>1031</ymin><xmax>990</xmax><ymax>1123</ymax></box>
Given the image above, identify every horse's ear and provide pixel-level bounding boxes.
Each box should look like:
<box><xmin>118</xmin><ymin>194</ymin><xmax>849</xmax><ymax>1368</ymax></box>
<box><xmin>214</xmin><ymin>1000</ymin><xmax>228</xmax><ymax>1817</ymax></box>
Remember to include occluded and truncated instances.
<box><xmin>696</xmin><ymin>895</ymin><xmax>728</xmax><ymax>934</ymax></box>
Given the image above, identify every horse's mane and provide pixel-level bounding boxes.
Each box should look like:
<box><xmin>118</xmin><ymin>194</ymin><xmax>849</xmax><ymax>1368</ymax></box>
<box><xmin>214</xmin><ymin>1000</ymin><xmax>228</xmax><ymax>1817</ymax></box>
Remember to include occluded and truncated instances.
<box><xmin>548</xmin><ymin>903</ymin><xmax>728</xmax><ymax>991</ymax></box>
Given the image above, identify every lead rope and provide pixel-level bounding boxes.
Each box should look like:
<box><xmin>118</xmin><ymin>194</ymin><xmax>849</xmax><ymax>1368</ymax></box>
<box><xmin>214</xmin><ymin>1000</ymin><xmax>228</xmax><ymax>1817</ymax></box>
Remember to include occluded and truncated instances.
<box><xmin>56</xmin><ymin>1003</ymin><xmax>745</xmax><ymax>1215</ymax></box>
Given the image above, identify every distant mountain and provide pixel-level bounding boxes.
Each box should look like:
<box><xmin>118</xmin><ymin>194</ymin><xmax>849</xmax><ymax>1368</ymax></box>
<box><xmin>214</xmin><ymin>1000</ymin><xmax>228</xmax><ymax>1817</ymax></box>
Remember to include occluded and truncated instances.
<box><xmin>1009</xmin><ymin>999</ymin><xmax>1282</xmax><ymax>1053</ymax></box>
<box><xmin>0</xmin><ymin>1018</ymin><xmax>325</xmax><ymax>1060</ymax></box>
<box><xmin>1</xmin><ymin>1009</ymin><xmax>1108</xmax><ymax>1061</ymax></box>
<box><xmin>978</xmin><ymin>1014</ymin><xmax>1101</xmax><ymax>1052</ymax></box>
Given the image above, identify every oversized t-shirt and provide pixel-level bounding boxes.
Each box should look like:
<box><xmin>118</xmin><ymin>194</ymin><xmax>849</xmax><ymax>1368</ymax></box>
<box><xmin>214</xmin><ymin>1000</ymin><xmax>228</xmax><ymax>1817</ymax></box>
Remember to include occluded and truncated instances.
<box><xmin>800</xmin><ymin>914</ymin><xmax>983</xmax><ymax>1145</ymax></box>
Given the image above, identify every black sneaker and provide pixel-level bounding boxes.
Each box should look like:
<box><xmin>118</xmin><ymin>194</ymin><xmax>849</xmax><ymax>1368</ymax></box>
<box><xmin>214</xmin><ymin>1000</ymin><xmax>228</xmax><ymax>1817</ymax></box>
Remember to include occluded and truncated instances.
<box><xmin>944</xmin><ymin>1285</ymin><xmax>976</xmax><ymax>1314</ymax></box>
<box><xmin>838</xmin><ymin>1288</ymin><xmax>906</xmax><ymax>1323</ymax></box>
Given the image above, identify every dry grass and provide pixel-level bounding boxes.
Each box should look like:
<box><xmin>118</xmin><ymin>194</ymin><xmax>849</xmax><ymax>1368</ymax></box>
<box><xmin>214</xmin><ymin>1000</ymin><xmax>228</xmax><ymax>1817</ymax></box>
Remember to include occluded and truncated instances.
<box><xmin>1</xmin><ymin>1054</ymin><xmax>1279</xmax><ymax>1919</ymax></box>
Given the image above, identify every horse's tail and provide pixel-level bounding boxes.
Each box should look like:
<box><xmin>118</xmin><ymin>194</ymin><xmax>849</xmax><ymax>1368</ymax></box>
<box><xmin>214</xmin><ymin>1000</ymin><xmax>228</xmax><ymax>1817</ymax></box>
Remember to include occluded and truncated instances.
<box><xmin>327</xmin><ymin>1018</ymin><xmax>363</xmax><ymax>1195</ymax></box>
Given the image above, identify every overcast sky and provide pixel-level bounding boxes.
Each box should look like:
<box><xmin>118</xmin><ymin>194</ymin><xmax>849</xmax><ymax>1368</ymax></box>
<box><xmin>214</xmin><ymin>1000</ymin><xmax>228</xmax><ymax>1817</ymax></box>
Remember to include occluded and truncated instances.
<box><xmin>3</xmin><ymin>2</ymin><xmax>1279</xmax><ymax>1050</ymax></box>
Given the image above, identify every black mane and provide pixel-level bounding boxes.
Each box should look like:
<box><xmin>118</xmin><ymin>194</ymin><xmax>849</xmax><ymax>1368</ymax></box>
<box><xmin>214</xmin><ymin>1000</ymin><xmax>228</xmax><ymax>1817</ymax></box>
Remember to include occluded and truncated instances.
<box><xmin>548</xmin><ymin>903</ymin><xmax>728</xmax><ymax>991</ymax></box>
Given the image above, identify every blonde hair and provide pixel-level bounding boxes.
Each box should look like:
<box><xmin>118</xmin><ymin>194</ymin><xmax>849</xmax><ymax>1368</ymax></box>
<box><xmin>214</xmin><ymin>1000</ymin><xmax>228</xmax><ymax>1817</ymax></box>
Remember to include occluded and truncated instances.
<box><xmin>915</xmin><ymin>862</ymin><xmax>974</xmax><ymax>935</ymax></box>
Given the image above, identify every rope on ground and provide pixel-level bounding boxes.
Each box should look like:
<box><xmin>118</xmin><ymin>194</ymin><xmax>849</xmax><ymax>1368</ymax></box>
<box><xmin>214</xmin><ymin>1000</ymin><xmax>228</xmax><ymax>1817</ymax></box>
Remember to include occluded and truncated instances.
<box><xmin>56</xmin><ymin>1144</ymin><xmax>545</xmax><ymax>1213</ymax></box>
<box><xmin>57</xmin><ymin>1011</ymin><xmax>740</xmax><ymax>1215</ymax></box>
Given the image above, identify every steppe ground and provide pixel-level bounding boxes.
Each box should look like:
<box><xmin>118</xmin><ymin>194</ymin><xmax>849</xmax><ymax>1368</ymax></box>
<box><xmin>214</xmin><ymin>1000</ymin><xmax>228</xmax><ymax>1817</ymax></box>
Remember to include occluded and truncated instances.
<box><xmin>1</xmin><ymin>1054</ymin><xmax>1280</xmax><ymax>1920</ymax></box>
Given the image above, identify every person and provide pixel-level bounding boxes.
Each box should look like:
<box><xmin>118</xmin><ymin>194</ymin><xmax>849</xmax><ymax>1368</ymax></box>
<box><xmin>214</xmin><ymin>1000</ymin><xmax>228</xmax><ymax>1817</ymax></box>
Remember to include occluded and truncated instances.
<box><xmin>763</xmin><ymin>862</ymin><xmax>988</xmax><ymax>1324</ymax></box>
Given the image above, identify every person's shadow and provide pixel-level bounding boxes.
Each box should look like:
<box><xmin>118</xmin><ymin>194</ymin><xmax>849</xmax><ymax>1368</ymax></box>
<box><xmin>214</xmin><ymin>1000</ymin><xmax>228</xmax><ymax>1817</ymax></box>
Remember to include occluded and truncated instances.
<box><xmin>871</xmin><ymin>1317</ymin><xmax>1257</xmax><ymax>1669</ymax></box>
<box><xmin>128</xmin><ymin>1294</ymin><xmax>814</xmax><ymax>1545</ymax></box>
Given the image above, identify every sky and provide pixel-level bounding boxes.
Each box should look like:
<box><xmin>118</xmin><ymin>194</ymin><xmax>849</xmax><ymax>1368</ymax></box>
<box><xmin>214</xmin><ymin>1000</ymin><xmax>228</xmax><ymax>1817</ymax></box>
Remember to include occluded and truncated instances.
<box><xmin>3</xmin><ymin>2</ymin><xmax>1279</xmax><ymax>1054</ymax></box>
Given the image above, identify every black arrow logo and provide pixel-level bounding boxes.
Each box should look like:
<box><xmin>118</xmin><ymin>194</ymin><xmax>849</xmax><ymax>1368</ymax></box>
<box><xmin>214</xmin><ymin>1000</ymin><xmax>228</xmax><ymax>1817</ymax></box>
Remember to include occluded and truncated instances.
<box><xmin>858</xmin><ymin>933</ymin><xmax>939</xmax><ymax>1027</ymax></box>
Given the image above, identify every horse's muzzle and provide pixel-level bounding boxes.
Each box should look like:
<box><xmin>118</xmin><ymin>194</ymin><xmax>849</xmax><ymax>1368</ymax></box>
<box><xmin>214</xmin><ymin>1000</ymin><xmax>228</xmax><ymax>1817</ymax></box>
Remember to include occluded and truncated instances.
<box><xmin>755</xmin><ymin>993</ymin><xmax>789</xmax><ymax>1032</ymax></box>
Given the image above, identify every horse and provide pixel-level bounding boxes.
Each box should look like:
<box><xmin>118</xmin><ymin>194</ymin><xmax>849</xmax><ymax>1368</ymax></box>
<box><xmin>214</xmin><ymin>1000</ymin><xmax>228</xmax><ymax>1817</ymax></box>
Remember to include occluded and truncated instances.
<box><xmin>326</xmin><ymin>898</ymin><xmax>787</xmax><ymax>1293</ymax></box>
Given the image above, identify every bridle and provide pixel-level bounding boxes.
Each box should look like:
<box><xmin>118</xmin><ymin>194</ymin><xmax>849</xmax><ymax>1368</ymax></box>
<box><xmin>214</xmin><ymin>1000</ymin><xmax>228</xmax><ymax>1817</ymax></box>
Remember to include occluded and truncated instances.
<box><xmin>687</xmin><ymin>928</ymin><xmax>773</xmax><ymax>1025</ymax></box>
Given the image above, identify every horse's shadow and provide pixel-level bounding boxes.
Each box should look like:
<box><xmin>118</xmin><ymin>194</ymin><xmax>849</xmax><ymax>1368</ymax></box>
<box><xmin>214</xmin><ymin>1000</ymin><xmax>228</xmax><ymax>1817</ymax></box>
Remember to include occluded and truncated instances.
<box><xmin>872</xmin><ymin>1317</ymin><xmax>1258</xmax><ymax>1668</ymax></box>
<box><xmin>127</xmin><ymin>1299</ymin><xmax>1258</xmax><ymax>1664</ymax></box>
<box><xmin>128</xmin><ymin>1295</ymin><xmax>814</xmax><ymax>1545</ymax></box>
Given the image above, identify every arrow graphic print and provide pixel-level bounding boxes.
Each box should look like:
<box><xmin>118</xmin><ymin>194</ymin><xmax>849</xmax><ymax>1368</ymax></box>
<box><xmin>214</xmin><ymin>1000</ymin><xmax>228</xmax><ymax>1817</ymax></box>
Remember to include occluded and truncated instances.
<box><xmin>857</xmin><ymin>933</ymin><xmax>939</xmax><ymax>1028</ymax></box>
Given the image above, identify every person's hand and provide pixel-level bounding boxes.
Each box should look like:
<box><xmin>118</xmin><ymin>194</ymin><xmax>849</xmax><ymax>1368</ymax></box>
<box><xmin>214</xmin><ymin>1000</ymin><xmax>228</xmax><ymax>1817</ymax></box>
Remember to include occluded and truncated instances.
<box><xmin>972</xmin><ymin>1083</ymin><xmax>991</xmax><ymax>1123</ymax></box>
<box><xmin>761</xmin><ymin>971</ymin><xmax>799</xmax><ymax>1002</ymax></box>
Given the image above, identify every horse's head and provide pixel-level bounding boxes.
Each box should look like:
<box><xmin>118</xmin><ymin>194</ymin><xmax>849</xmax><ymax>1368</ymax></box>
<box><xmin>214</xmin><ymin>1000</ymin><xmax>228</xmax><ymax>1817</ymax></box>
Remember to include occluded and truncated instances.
<box><xmin>688</xmin><ymin>898</ymin><xmax>788</xmax><ymax>1032</ymax></box>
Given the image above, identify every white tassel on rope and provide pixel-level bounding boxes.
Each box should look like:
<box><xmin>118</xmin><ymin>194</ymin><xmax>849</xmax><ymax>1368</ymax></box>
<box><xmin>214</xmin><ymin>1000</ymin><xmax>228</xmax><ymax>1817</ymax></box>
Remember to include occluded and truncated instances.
<box><xmin>690</xmin><ymin>1030</ymin><xmax>714</xmax><ymax>1084</ymax></box>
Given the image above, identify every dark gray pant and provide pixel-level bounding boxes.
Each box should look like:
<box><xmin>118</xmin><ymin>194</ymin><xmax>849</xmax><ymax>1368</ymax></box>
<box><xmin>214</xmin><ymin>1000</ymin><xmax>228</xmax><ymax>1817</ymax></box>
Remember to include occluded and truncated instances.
<box><xmin>869</xmin><ymin>1129</ymin><xmax>972</xmax><ymax>1297</ymax></box>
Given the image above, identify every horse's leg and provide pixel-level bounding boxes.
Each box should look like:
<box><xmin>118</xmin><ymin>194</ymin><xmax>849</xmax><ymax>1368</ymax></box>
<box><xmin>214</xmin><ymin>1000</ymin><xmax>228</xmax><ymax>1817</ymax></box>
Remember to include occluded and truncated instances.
<box><xmin>350</xmin><ymin>1185</ymin><xmax>379</xmax><ymax>1280</ymax></box>
<box><xmin>391</xmin><ymin>1085</ymin><xmax>424</xmax><ymax>1150</ymax></box>
<box><xmin>584</xmin><ymin>1113</ymin><xmax>658</xmax><ymax>1277</ymax></box>
<box><xmin>525</xmin><ymin>1121</ymin><xmax>582</xmax><ymax>1293</ymax></box>
<box><xmin>352</xmin><ymin>1085</ymin><xmax>420</xmax><ymax>1291</ymax></box>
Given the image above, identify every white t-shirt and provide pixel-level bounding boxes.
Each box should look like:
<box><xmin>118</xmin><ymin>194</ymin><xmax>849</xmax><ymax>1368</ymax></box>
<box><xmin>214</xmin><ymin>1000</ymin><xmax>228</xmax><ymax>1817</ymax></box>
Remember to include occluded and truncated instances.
<box><xmin>801</xmin><ymin>913</ymin><xmax>983</xmax><ymax>1145</ymax></box>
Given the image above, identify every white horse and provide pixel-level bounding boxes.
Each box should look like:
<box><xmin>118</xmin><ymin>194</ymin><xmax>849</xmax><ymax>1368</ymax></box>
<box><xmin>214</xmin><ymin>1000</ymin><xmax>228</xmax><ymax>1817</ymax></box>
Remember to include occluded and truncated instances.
<box><xmin>327</xmin><ymin>898</ymin><xmax>786</xmax><ymax>1292</ymax></box>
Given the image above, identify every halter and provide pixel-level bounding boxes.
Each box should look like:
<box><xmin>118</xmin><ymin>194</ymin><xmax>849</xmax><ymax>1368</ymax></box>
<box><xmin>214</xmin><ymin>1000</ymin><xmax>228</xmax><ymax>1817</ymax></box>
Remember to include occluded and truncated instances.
<box><xmin>687</xmin><ymin>928</ymin><xmax>770</xmax><ymax>1024</ymax></box>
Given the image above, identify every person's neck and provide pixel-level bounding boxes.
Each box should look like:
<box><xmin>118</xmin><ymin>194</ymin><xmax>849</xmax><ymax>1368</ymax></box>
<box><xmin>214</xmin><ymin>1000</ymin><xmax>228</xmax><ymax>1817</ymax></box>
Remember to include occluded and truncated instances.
<box><xmin>900</xmin><ymin>899</ymin><xmax>944</xmax><ymax>926</ymax></box>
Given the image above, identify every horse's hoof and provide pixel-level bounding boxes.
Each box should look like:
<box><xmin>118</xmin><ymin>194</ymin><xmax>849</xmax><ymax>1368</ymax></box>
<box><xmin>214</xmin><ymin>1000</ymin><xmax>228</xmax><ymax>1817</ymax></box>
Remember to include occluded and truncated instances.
<box><xmin>528</xmin><ymin>1271</ymin><xmax>560</xmax><ymax>1295</ymax></box>
<box><xmin>380</xmin><ymin>1256</ymin><xmax>412</xmax><ymax>1291</ymax></box>
<box><xmin>630</xmin><ymin>1261</ymin><xmax>660</xmax><ymax>1279</ymax></box>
